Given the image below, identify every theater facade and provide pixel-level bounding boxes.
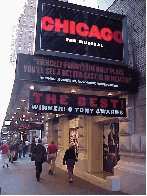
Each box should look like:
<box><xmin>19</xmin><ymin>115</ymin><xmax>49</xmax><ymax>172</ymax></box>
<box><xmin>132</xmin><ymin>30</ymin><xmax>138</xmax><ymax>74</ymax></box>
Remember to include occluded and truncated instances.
<box><xmin>16</xmin><ymin>0</ymin><xmax>142</xmax><ymax>192</ymax></box>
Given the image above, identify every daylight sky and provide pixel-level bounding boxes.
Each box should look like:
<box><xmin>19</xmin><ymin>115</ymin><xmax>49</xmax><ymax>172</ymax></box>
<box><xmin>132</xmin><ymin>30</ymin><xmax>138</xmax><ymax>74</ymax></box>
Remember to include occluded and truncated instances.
<box><xmin>0</xmin><ymin>0</ymin><xmax>114</xmax><ymax>130</ymax></box>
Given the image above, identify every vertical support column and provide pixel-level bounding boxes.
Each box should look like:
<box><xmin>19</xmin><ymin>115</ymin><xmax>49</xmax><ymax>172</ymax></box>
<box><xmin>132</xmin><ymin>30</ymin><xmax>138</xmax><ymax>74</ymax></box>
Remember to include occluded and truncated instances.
<box><xmin>87</xmin><ymin>116</ymin><xmax>103</xmax><ymax>172</ymax></box>
<box><xmin>46</xmin><ymin>114</ymin><xmax>52</xmax><ymax>145</ymax></box>
<box><xmin>63</xmin><ymin>116</ymin><xmax>69</xmax><ymax>154</ymax></box>
<box><xmin>56</xmin><ymin>116</ymin><xmax>69</xmax><ymax>167</ymax></box>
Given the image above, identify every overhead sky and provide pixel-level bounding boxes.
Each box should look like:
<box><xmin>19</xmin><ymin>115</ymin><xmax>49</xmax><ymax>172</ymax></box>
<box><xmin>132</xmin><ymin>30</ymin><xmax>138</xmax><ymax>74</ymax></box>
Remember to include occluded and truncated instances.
<box><xmin>0</xmin><ymin>0</ymin><xmax>115</xmax><ymax>131</ymax></box>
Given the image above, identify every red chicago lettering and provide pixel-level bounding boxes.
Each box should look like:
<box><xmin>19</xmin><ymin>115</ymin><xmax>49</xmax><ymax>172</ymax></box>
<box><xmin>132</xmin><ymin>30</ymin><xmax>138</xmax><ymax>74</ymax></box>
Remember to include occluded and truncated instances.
<box><xmin>70</xmin><ymin>21</ymin><xmax>76</xmax><ymax>35</ymax></box>
<box><xmin>113</xmin><ymin>30</ymin><xmax>123</xmax><ymax>44</ymax></box>
<box><xmin>55</xmin><ymin>18</ymin><xmax>69</xmax><ymax>33</ymax></box>
<box><xmin>100</xmin><ymin>98</ymin><xmax>108</xmax><ymax>108</ymax></box>
<box><xmin>46</xmin><ymin>94</ymin><xmax>56</xmax><ymax>104</ymax></box>
<box><xmin>76</xmin><ymin>23</ymin><xmax>89</xmax><ymax>36</ymax></box>
<box><xmin>60</xmin><ymin>95</ymin><xmax>68</xmax><ymax>105</ymax></box>
<box><xmin>42</xmin><ymin>16</ymin><xmax>54</xmax><ymax>31</ymax></box>
<box><xmin>100</xmin><ymin>28</ymin><xmax>112</xmax><ymax>41</ymax></box>
<box><xmin>88</xmin><ymin>25</ymin><xmax>102</xmax><ymax>39</ymax></box>
<box><xmin>111</xmin><ymin>99</ymin><xmax>118</xmax><ymax>108</ymax></box>
<box><xmin>42</xmin><ymin>16</ymin><xmax>123</xmax><ymax>44</ymax></box>
<box><xmin>89</xmin><ymin>98</ymin><xmax>97</xmax><ymax>107</ymax></box>
<box><xmin>33</xmin><ymin>93</ymin><xmax>43</xmax><ymax>103</ymax></box>
<box><xmin>78</xmin><ymin>97</ymin><xmax>86</xmax><ymax>106</ymax></box>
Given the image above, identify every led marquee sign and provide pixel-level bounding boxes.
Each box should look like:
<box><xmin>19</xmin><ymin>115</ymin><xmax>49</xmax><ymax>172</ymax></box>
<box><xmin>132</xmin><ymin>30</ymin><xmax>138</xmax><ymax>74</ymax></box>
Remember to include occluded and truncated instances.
<box><xmin>36</xmin><ymin>0</ymin><xmax>127</xmax><ymax>62</ymax></box>
<box><xmin>16</xmin><ymin>53</ymin><xmax>138</xmax><ymax>92</ymax></box>
<box><xmin>29</xmin><ymin>91</ymin><xmax>126</xmax><ymax>117</ymax></box>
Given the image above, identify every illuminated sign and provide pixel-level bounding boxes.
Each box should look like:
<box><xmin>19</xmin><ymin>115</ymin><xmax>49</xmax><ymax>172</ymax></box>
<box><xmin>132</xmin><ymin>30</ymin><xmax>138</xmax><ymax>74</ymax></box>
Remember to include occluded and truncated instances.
<box><xmin>11</xmin><ymin>122</ymin><xmax>44</xmax><ymax>131</ymax></box>
<box><xmin>35</xmin><ymin>1</ymin><xmax>127</xmax><ymax>62</ymax></box>
<box><xmin>42</xmin><ymin>16</ymin><xmax>122</xmax><ymax>44</ymax></box>
<box><xmin>17</xmin><ymin>53</ymin><xmax>138</xmax><ymax>92</ymax></box>
<box><xmin>5</xmin><ymin>121</ymin><xmax>11</xmax><ymax>126</ymax></box>
<box><xmin>29</xmin><ymin>91</ymin><xmax>126</xmax><ymax>117</ymax></box>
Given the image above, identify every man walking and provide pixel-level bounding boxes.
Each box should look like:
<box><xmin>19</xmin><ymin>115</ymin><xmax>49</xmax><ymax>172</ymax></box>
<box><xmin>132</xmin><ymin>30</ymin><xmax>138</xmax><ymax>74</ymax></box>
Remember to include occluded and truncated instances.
<box><xmin>9</xmin><ymin>141</ymin><xmax>16</xmax><ymax>163</ymax></box>
<box><xmin>47</xmin><ymin>141</ymin><xmax>58</xmax><ymax>175</ymax></box>
<box><xmin>33</xmin><ymin>139</ymin><xmax>47</xmax><ymax>181</ymax></box>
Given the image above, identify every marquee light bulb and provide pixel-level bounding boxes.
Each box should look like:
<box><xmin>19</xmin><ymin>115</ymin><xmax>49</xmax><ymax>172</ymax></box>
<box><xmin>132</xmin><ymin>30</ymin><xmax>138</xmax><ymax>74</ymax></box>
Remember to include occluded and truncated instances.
<box><xmin>71</xmin><ymin>90</ymin><xmax>76</xmax><ymax>93</ymax></box>
<box><xmin>30</xmin><ymin>85</ymin><xmax>35</xmax><ymax>90</ymax></box>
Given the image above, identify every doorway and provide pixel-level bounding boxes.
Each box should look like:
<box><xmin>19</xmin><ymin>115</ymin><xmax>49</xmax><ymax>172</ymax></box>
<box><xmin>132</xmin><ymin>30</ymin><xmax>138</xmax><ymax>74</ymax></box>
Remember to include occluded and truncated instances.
<box><xmin>103</xmin><ymin>123</ymin><xmax>120</xmax><ymax>173</ymax></box>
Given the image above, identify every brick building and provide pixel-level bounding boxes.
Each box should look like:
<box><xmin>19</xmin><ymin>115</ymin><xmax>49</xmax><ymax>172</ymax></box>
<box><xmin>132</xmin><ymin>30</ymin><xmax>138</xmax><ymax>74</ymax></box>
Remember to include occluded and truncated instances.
<box><xmin>107</xmin><ymin>0</ymin><xmax>146</xmax><ymax>194</ymax></box>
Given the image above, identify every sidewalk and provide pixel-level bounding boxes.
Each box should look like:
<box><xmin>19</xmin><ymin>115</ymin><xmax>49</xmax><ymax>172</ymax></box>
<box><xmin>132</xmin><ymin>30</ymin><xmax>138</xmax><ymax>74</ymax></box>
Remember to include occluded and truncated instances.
<box><xmin>0</xmin><ymin>153</ymin><xmax>128</xmax><ymax>195</ymax></box>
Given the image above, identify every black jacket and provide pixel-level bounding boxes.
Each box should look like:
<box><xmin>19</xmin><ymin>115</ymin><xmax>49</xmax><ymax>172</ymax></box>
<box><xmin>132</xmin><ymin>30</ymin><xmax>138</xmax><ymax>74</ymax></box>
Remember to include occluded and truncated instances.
<box><xmin>33</xmin><ymin>144</ymin><xmax>46</xmax><ymax>162</ymax></box>
<box><xmin>63</xmin><ymin>148</ymin><xmax>77</xmax><ymax>165</ymax></box>
<box><xmin>10</xmin><ymin>144</ymin><xmax>15</xmax><ymax>152</ymax></box>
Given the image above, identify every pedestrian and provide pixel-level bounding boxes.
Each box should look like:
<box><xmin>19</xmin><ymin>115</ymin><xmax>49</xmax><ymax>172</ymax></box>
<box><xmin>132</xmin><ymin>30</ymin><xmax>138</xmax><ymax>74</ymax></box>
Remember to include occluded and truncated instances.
<box><xmin>0</xmin><ymin>141</ymin><xmax>9</xmax><ymax>168</ymax></box>
<box><xmin>18</xmin><ymin>141</ymin><xmax>23</xmax><ymax>158</ymax></box>
<box><xmin>9</xmin><ymin>140</ymin><xmax>16</xmax><ymax>163</ymax></box>
<box><xmin>63</xmin><ymin>143</ymin><xmax>78</xmax><ymax>183</ymax></box>
<box><xmin>25</xmin><ymin>140</ymin><xmax>29</xmax><ymax>153</ymax></box>
<box><xmin>30</xmin><ymin>139</ymin><xmax>36</xmax><ymax>155</ymax></box>
<box><xmin>22</xmin><ymin>141</ymin><xmax>26</xmax><ymax>157</ymax></box>
<box><xmin>32</xmin><ymin>139</ymin><xmax>47</xmax><ymax>181</ymax></box>
<box><xmin>47</xmin><ymin>141</ymin><xmax>58</xmax><ymax>175</ymax></box>
<box><xmin>15</xmin><ymin>141</ymin><xmax>19</xmax><ymax>158</ymax></box>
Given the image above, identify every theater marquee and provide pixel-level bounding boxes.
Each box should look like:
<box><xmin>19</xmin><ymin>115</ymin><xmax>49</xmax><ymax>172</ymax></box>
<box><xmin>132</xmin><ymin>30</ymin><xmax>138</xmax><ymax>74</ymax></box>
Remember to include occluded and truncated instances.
<box><xmin>17</xmin><ymin>53</ymin><xmax>138</xmax><ymax>92</ymax></box>
<box><xmin>29</xmin><ymin>91</ymin><xmax>126</xmax><ymax>117</ymax></box>
<box><xmin>35</xmin><ymin>0</ymin><xmax>128</xmax><ymax>62</ymax></box>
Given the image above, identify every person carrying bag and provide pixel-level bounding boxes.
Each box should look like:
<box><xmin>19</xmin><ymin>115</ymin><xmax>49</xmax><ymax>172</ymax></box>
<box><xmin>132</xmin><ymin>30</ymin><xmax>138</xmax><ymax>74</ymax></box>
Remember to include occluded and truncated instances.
<box><xmin>63</xmin><ymin>143</ymin><xmax>78</xmax><ymax>183</ymax></box>
<box><xmin>32</xmin><ymin>139</ymin><xmax>47</xmax><ymax>181</ymax></box>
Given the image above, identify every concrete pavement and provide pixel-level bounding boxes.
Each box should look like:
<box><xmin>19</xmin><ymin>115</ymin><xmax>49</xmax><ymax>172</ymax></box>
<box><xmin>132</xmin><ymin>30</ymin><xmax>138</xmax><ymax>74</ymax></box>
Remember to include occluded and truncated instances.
<box><xmin>0</xmin><ymin>152</ymin><xmax>128</xmax><ymax>195</ymax></box>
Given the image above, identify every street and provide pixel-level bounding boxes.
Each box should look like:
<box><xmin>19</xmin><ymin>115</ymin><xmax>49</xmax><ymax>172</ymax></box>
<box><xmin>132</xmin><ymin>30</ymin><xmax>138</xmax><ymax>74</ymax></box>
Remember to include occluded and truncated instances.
<box><xmin>0</xmin><ymin>152</ymin><xmax>128</xmax><ymax>195</ymax></box>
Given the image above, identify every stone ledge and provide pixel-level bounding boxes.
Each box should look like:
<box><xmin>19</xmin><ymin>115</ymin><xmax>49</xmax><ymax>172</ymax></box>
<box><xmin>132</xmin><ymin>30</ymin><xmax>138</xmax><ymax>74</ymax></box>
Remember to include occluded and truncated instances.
<box><xmin>120</xmin><ymin>151</ymin><xmax>146</xmax><ymax>159</ymax></box>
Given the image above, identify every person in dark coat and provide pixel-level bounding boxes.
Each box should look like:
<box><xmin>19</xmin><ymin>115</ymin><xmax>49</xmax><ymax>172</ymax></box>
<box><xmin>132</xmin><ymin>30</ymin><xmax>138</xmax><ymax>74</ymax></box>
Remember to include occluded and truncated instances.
<box><xmin>9</xmin><ymin>141</ymin><xmax>16</xmax><ymax>163</ymax></box>
<box><xmin>15</xmin><ymin>141</ymin><xmax>19</xmax><ymax>158</ymax></box>
<box><xmin>22</xmin><ymin>142</ymin><xmax>26</xmax><ymax>157</ymax></box>
<box><xmin>30</xmin><ymin>139</ymin><xmax>36</xmax><ymax>154</ymax></box>
<box><xmin>32</xmin><ymin>139</ymin><xmax>47</xmax><ymax>181</ymax></box>
<box><xmin>63</xmin><ymin>143</ymin><xmax>77</xmax><ymax>183</ymax></box>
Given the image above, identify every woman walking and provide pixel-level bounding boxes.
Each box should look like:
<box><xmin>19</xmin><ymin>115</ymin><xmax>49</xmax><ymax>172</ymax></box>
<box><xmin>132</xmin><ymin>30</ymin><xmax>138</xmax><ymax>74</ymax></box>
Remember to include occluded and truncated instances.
<box><xmin>0</xmin><ymin>141</ymin><xmax>9</xmax><ymax>168</ymax></box>
<box><xmin>18</xmin><ymin>141</ymin><xmax>23</xmax><ymax>158</ymax></box>
<box><xmin>63</xmin><ymin>143</ymin><xmax>78</xmax><ymax>183</ymax></box>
